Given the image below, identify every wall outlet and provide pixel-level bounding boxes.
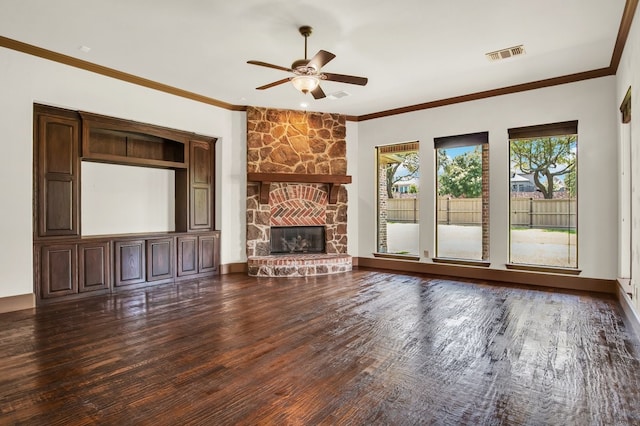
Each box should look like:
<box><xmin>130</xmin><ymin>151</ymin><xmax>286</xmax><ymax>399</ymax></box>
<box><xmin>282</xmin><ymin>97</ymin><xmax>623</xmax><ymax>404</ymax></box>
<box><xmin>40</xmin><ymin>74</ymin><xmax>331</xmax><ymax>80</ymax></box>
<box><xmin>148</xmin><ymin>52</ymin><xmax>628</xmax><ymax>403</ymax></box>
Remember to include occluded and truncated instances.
<box><xmin>424</xmin><ymin>250</ymin><xmax>429</xmax><ymax>258</ymax></box>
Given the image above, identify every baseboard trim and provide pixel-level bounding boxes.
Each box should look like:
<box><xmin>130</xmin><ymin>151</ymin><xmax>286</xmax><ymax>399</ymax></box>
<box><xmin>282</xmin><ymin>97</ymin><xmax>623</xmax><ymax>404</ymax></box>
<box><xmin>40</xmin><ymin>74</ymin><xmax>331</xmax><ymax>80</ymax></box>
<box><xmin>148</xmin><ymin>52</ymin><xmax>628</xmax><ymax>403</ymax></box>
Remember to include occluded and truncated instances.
<box><xmin>0</xmin><ymin>293</ymin><xmax>36</xmax><ymax>313</ymax></box>
<box><xmin>221</xmin><ymin>262</ymin><xmax>248</xmax><ymax>274</ymax></box>
<box><xmin>616</xmin><ymin>279</ymin><xmax>640</xmax><ymax>339</ymax></box>
<box><xmin>356</xmin><ymin>257</ymin><xmax>616</xmax><ymax>294</ymax></box>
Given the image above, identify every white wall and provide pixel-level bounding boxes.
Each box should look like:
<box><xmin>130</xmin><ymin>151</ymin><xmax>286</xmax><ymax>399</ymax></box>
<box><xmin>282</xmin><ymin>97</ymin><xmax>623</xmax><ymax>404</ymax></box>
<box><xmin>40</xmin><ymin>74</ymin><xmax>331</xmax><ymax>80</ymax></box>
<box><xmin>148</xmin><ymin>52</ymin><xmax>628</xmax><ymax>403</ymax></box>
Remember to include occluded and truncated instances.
<box><xmin>0</xmin><ymin>47</ymin><xmax>247</xmax><ymax>298</ymax></box>
<box><xmin>357</xmin><ymin>77</ymin><xmax>618</xmax><ymax>280</ymax></box>
<box><xmin>616</xmin><ymin>4</ymin><xmax>640</xmax><ymax>307</ymax></box>
<box><xmin>81</xmin><ymin>162</ymin><xmax>175</xmax><ymax>235</ymax></box>
<box><xmin>346</xmin><ymin>121</ymin><xmax>359</xmax><ymax>257</ymax></box>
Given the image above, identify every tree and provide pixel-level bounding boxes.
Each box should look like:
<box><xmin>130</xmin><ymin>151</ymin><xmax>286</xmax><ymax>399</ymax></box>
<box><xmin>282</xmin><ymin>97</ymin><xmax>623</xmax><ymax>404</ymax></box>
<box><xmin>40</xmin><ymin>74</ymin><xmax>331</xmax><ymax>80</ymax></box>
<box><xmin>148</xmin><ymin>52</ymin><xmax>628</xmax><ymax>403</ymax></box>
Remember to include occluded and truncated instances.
<box><xmin>510</xmin><ymin>136</ymin><xmax>576</xmax><ymax>199</ymax></box>
<box><xmin>564</xmin><ymin>166</ymin><xmax>577</xmax><ymax>197</ymax></box>
<box><xmin>438</xmin><ymin>146</ymin><xmax>482</xmax><ymax>198</ymax></box>
<box><xmin>385</xmin><ymin>152</ymin><xmax>419</xmax><ymax>198</ymax></box>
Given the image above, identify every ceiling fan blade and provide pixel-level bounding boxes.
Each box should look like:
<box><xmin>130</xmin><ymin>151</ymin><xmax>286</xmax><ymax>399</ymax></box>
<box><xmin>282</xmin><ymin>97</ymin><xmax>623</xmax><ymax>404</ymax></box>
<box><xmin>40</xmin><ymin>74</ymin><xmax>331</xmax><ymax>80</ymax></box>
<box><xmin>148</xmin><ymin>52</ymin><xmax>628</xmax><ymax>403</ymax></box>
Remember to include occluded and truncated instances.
<box><xmin>323</xmin><ymin>72</ymin><xmax>368</xmax><ymax>86</ymax></box>
<box><xmin>247</xmin><ymin>60</ymin><xmax>292</xmax><ymax>73</ymax></box>
<box><xmin>311</xmin><ymin>85</ymin><xmax>326</xmax><ymax>100</ymax></box>
<box><xmin>256</xmin><ymin>78</ymin><xmax>291</xmax><ymax>90</ymax></box>
<box><xmin>307</xmin><ymin>50</ymin><xmax>336</xmax><ymax>71</ymax></box>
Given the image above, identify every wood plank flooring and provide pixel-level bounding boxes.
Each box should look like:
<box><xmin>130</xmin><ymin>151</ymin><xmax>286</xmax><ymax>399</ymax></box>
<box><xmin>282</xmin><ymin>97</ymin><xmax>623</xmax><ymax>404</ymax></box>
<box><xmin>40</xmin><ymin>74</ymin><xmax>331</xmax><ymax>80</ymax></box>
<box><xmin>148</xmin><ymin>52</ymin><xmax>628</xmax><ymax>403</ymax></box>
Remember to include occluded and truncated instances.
<box><xmin>1</xmin><ymin>268</ymin><xmax>640</xmax><ymax>425</ymax></box>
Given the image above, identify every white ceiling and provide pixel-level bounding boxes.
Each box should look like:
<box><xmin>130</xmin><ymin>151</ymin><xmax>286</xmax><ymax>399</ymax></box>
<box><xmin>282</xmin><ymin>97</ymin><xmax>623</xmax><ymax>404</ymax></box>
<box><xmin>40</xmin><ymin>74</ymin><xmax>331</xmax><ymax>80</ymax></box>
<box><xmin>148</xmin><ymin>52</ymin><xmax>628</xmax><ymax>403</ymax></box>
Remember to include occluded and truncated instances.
<box><xmin>0</xmin><ymin>0</ymin><xmax>629</xmax><ymax>116</ymax></box>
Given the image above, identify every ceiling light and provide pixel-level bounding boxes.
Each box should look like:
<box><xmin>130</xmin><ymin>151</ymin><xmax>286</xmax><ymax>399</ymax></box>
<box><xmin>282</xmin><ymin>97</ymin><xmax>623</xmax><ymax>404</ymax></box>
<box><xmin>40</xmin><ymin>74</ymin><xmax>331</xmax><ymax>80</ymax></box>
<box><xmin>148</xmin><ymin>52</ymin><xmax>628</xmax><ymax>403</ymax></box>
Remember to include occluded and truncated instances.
<box><xmin>291</xmin><ymin>75</ymin><xmax>319</xmax><ymax>94</ymax></box>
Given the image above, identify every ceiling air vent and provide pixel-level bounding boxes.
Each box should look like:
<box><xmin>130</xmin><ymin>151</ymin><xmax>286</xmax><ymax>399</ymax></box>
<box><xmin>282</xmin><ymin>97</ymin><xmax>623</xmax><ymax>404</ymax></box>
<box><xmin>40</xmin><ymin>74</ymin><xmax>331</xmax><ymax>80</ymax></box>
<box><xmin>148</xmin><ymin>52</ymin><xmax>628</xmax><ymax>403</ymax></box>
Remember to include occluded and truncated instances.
<box><xmin>327</xmin><ymin>90</ymin><xmax>351</xmax><ymax>100</ymax></box>
<box><xmin>486</xmin><ymin>45</ymin><xmax>526</xmax><ymax>61</ymax></box>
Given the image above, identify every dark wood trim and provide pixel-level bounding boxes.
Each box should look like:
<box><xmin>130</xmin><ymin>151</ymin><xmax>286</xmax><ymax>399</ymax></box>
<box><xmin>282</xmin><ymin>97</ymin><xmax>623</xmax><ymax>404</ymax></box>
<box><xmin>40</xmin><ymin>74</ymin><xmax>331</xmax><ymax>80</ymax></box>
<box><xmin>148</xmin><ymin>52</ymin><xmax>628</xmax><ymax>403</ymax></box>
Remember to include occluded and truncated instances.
<box><xmin>610</xmin><ymin>0</ymin><xmax>640</xmax><ymax>72</ymax></box>
<box><xmin>247</xmin><ymin>173</ymin><xmax>352</xmax><ymax>204</ymax></box>
<box><xmin>508</xmin><ymin>120</ymin><xmax>579</xmax><ymax>139</ymax></box>
<box><xmin>505</xmin><ymin>263</ymin><xmax>581</xmax><ymax>276</ymax></box>
<box><xmin>357</xmin><ymin>257</ymin><xmax>615</xmax><ymax>294</ymax></box>
<box><xmin>432</xmin><ymin>257</ymin><xmax>491</xmax><ymax>267</ymax></box>
<box><xmin>373</xmin><ymin>252</ymin><xmax>420</xmax><ymax>261</ymax></box>
<box><xmin>0</xmin><ymin>36</ymin><xmax>245</xmax><ymax>111</ymax></box>
<box><xmin>357</xmin><ymin>68</ymin><xmax>612</xmax><ymax>121</ymax></box>
<box><xmin>434</xmin><ymin>131</ymin><xmax>488</xmax><ymax>149</ymax></box>
<box><xmin>0</xmin><ymin>293</ymin><xmax>35</xmax><ymax>314</ymax></box>
<box><xmin>221</xmin><ymin>262</ymin><xmax>248</xmax><ymax>275</ymax></box>
<box><xmin>80</xmin><ymin>111</ymin><xmax>216</xmax><ymax>143</ymax></box>
<box><xmin>82</xmin><ymin>153</ymin><xmax>187</xmax><ymax>169</ymax></box>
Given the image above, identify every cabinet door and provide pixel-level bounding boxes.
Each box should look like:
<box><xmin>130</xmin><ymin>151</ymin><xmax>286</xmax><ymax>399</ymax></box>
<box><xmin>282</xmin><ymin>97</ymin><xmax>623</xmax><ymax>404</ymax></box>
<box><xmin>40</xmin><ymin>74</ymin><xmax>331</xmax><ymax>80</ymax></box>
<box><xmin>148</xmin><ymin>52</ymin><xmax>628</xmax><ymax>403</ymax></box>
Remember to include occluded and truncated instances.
<box><xmin>41</xmin><ymin>244</ymin><xmax>77</xmax><ymax>298</ymax></box>
<box><xmin>78</xmin><ymin>242</ymin><xmax>110</xmax><ymax>293</ymax></box>
<box><xmin>114</xmin><ymin>240</ymin><xmax>146</xmax><ymax>286</ymax></box>
<box><xmin>199</xmin><ymin>233</ymin><xmax>220</xmax><ymax>274</ymax></box>
<box><xmin>177</xmin><ymin>236</ymin><xmax>198</xmax><ymax>277</ymax></box>
<box><xmin>36</xmin><ymin>111</ymin><xmax>80</xmax><ymax>237</ymax></box>
<box><xmin>189</xmin><ymin>140</ymin><xmax>213</xmax><ymax>230</ymax></box>
<box><xmin>146</xmin><ymin>238</ymin><xmax>174</xmax><ymax>282</ymax></box>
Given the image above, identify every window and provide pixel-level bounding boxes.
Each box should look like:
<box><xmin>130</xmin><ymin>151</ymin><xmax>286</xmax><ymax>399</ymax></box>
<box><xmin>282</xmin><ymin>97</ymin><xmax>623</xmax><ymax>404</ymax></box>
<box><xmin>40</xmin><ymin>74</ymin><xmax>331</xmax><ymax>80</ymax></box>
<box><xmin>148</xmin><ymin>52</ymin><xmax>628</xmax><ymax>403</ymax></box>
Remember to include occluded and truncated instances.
<box><xmin>435</xmin><ymin>132</ymin><xmax>489</xmax><ymax>261</ymax></box>
<box><xmin>376</xmin><ymin>142</ymin><xmax>420</xmax><ymax>257</ymax></box>
<box><xmin>508</xmin><ymin>121</ymin><xmax>577</xmax><ymax>268</ymax></box>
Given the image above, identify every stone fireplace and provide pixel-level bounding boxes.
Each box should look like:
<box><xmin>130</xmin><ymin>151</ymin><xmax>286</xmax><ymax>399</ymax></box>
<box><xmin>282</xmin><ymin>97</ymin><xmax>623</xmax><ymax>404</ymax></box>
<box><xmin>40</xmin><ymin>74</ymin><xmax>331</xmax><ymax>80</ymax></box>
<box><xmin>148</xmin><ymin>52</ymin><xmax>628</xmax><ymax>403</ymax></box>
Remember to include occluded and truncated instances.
<box><xmin>246</xmin><ymin>107</ymin><xmax>352</xmax><ymax>277</ymax></box>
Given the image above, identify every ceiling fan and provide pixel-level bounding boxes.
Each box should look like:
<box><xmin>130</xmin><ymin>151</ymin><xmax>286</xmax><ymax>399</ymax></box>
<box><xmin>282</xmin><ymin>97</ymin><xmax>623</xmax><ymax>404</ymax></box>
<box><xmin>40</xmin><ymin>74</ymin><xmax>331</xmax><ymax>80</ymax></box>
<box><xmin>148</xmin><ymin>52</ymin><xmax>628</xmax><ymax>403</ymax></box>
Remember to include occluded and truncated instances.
<box><xmin>247</xmin><ymin>26</ymin><xmax>368</xmax><ymax>99</ymax></box>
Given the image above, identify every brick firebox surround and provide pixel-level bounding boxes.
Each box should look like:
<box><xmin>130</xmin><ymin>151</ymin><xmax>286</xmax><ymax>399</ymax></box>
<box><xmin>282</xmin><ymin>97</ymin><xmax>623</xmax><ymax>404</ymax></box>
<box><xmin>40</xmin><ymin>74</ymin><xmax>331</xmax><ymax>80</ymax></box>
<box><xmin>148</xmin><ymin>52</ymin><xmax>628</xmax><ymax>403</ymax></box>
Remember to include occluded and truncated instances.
<box><xmin>246</xmin><ymin>106</ymin><xmax>352</xmax><ymax>277</ymax></box>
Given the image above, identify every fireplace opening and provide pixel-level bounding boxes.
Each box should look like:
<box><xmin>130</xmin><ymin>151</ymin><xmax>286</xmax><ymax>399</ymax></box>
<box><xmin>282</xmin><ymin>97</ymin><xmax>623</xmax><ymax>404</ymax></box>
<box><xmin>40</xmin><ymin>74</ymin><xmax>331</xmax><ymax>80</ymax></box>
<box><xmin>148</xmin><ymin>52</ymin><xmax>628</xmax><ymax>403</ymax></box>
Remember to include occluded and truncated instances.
<box><xmin>270</xmin><ymin>226</ymin><xmax>326</xmax><ymax>254</ymax></box>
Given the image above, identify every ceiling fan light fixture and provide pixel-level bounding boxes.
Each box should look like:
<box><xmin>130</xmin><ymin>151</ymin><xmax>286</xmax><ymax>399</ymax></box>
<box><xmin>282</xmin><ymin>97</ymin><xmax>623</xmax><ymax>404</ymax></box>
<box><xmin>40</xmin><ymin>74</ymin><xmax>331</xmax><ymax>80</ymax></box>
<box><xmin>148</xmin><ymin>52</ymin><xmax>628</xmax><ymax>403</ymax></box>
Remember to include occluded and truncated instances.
<box><xmin>291</xmin><ymin>75</ymin><xmax>320</xmax><ymax>94</ymax></box>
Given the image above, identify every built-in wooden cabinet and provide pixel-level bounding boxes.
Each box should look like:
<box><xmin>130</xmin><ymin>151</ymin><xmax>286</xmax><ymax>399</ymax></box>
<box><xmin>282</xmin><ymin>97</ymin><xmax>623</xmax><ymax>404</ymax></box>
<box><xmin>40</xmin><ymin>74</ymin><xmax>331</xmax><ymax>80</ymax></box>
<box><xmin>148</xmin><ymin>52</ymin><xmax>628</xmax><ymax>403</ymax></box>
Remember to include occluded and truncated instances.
<box><xmin>114</xmin><ymin>240</ymin><xmax>146</xmax><ymax>287</ymax></box>
<box><xmin>80</xmin><ymin>112</ymin><xmax>189</xmax><ymax>170</ymax></box>
<box><xmin>177</xmin><ymin>235</ymin><xmax>198</xmax><ymax>277</ymax></box>
<box><xmin>147</xmin><ymin>238</ymin><xmax>174</xmax><ymax>282</ymax></box>
<box><xmin>33</xmin><ymin>104</ymin><xmax>220</xmax><ymax>305</ymax></box>
<box><xmin>35</xmin><ymin>108</ymin><xmax>80</xmax><ymax>237</ymax></box>
<box><xmin>78</xmin><ymin>241</ymin><xmax>110</xmax><ymax>293</ymax></box>
<box><xmin>40</xmin><ymin>244</ymin><xmax>77</xmax><ymax>299</ymax></box>
<box><xmin>199</xmin><ymin>233</ymin><xmax>219</xmax><ymax>274</ymax></box>
<box><xmin>36</xmin><ymin>231</ymin><xmax>219</xmax><ymax>302</ymax></box>
<box><xmin>189</xmin><ymin>139</ymin><xmax>214</xmax><ymax>231</ymax></box>
<box><xmin>176</xmin><ymin>233</ymin><xmax>220</xmax><ymax>277</ymax></box>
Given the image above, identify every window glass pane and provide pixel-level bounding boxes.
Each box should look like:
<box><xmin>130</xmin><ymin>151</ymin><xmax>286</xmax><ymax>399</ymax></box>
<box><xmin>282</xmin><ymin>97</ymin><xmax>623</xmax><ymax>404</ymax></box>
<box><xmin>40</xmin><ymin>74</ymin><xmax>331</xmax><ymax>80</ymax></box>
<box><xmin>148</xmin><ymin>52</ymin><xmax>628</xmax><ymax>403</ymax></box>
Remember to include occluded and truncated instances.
<box><xmin>376</xmin><ymin>143</ymin><xmax>419</xmax><ymax>256</ymax></box>
<box><xmin>509</xmin><ymin>133</ymin><xmax>577</xmax><ymax>268</ymax></box>
<box><xmin>436</xmin><ymin>145</ymin><xmax>484</xmax><ymax>259</ymax></box>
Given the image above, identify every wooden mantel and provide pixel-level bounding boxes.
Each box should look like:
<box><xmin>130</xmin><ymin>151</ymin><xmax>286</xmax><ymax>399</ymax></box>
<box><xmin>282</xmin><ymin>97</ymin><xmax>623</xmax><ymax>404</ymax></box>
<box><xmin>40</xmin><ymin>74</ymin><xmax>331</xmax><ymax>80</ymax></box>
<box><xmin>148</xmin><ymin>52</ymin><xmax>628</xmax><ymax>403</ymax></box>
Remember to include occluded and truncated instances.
<box><xmin>247</xmin><ymin>172</ymin><xmax>352</xmax><ymax>204</ymax></box>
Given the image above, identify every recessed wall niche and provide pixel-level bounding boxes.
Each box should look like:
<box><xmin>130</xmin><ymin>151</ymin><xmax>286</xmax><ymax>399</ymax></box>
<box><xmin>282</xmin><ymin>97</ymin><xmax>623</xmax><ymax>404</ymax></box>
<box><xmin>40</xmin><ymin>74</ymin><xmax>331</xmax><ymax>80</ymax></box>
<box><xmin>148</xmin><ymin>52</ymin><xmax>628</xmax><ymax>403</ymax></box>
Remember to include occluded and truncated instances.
<box><xmin>81</xmin><ymin>162</ymin><xmax>176</xmax><ymax>236</ymax></box>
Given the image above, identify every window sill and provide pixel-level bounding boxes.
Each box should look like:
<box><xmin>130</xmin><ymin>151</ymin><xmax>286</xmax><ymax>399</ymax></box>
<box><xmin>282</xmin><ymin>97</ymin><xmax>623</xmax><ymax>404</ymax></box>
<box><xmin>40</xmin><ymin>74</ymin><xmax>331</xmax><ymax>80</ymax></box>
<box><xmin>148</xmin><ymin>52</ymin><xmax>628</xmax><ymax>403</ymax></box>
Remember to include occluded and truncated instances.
<box><xmin>373</xmin><ymin>252</ymin><xmax>420</xmax><ymax>261</ymax></box>
<box><xmin>505</xmin><ymin>263</ymin><xmax>581</xmax><ymax>275</ymax></box>
<box><xmin>432</xmin><ymin>257</ymin><xmax>491</xmax><ymax>267</ymax></box>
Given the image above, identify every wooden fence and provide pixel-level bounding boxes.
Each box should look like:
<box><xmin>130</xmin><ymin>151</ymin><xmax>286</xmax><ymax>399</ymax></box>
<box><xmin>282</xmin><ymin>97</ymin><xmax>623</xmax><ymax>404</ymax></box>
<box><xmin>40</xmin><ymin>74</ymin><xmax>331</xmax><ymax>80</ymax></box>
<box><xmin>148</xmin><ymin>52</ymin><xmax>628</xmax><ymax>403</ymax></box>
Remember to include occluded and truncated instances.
<box><xmin>387</xmin><ymin>197</ymin><xmax>576</xmax><ymax>229</ymax></box>
<box><xmin>510</xmin><ymin>198</ymin><xmax>576</xmax><ymax>229</ymax></box>
<box><xmin>436</xmin><ymin>197</ymin><xmax>481</xmax><ymax>225</ymax></box>
<box><xmin>386</xmin><ymin>198</ymin><xmax>419</xmax><ymax>223</ymax></box>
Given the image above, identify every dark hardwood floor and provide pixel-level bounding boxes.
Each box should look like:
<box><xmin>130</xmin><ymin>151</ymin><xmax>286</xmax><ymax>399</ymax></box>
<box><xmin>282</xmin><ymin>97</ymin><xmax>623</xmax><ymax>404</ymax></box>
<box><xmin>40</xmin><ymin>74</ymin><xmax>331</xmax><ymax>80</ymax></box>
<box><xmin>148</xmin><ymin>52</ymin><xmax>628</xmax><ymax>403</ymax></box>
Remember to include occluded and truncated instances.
<box><xmin>1</xmin><ymin>268</ymin><xmax>640</xmax><ymax>425</ymax></box>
